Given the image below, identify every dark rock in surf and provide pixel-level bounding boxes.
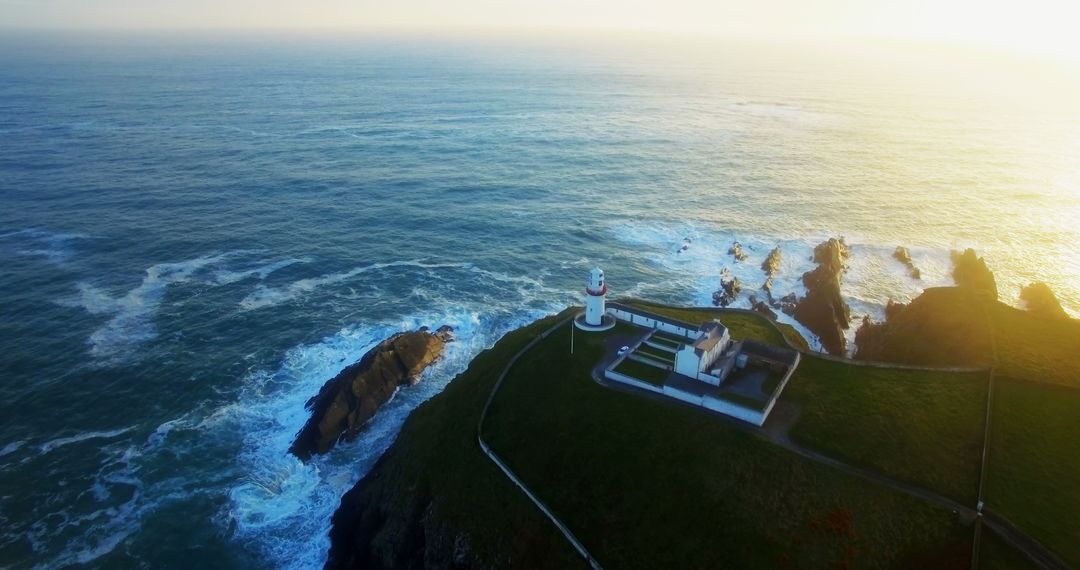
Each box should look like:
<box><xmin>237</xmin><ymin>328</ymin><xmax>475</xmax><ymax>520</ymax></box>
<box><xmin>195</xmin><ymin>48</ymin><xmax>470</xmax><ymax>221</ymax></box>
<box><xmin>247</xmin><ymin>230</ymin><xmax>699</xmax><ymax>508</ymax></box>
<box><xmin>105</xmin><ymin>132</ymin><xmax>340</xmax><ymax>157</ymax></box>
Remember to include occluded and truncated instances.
<box><xmin>792</xmin><ymin>238</ymin><xmax>852</xmax><ymax>355</ymax></box>
<box><xmin>893</xmin><ymin>246</ymin><xmax>922</xmax><ymax>280</ymax></box>
<box><xmin>728</xmin><ymin>241</ymin><xmax>748</xmax><ymax>262</ymax></box>
<box><xmin>290</xmin><ymin>326</ymin><xmax>454</xmax><ymax>460</ymax></box>
<box><xmin>761</xmin><ymin>247</ymin><xmax>782</xmax><ymax>277</ymax></box>
<box><xmin>777</xmin><ymin>292</ymin><xmax>798</xmax><ymax>316</ymax></box>
<box><xmin>951</xmin><ymin>248</ymin><xmax>998</xmax><ymax>300</ymax></box>
<box><xmin>712</xmin><ymin>269</ymin><xmax>742</xmax><ymax>307</ymax></box>
<box><xmin>749</xmin><ymin>295</ymin><xmax>778</xmax><ymax>320</ymax></box>
<box><xmin>1020</xmin><ymin>282</ymin><xmax>1068</xmax><ymax>319</ymax></box>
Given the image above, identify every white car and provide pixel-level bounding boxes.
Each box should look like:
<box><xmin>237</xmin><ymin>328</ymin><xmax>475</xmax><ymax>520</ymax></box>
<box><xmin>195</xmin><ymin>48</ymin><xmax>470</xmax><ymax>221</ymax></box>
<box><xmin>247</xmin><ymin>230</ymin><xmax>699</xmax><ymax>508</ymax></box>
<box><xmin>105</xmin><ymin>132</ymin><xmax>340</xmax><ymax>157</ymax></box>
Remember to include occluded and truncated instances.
<box><xmin>617</xmin><ymin>345</ymin><xmax>631</xmax><ymax>356</ymax></box>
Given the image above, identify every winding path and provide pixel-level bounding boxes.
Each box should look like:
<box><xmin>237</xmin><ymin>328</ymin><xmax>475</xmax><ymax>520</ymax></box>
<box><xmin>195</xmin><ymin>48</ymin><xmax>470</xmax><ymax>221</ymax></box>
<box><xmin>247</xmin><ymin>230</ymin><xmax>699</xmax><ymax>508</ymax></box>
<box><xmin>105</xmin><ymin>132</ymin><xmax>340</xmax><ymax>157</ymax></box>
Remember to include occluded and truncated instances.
<box><xmin>476</xmin><ymin>316</ymin><xmax>602</xmax><ymax>570</ymax></box>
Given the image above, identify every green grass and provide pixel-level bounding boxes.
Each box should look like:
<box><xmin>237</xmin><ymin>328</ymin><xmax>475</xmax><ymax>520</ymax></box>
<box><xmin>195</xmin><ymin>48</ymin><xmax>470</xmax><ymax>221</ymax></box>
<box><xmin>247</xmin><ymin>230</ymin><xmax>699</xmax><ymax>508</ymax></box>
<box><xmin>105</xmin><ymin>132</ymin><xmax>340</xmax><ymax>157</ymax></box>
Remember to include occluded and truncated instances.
<box><xmin>339</xmin><ymin>310</ymin><xmax>585</xmax><ymax>568</ymax></box>
<box><xmin>613</xmin><ymin>357</ymin><xmax>670</xmax><ymax>386</ymax></box>
<box><xmin>714</xmin><ymin>390</ymin><xmax>767</xmax><ymax>411</ymax></box>
<box><xmin>624</xmin><ymin>299</ymin><xmax>809</xmax><ymax>350</ymax></box>
<box><xmin>633</xmin><ymin>345</ymin><xmax>675</xmax><ymax>363</ymax></box>
<box><xmin>989</xmin><ymin>303</ymin><xmax>1080</xmax><ymax>388</ymax></box>
<box><xmin>985</xmin><ymin>376</ymin><xmax>1080</xmax><ymax>567</ymax></box>
<box><xmin>649</xmin><ymin>330</ymin><xmax>692</xmax><ymax>345</ymax></box>
<box><xmin>761</xmin><ymin>368</ymin><xmax>787</xmax><ymax>396</ymax></box>
<box><xmin>484</xmin><ymin>321</ymin><xmax>972</xmax><ymax>569</ymax></box>
<box><xmin>977</xmin><ymin>526</ymin><xmax>1040</xmax><ymax>570</ymax></box>
<box><xmin>644</xmin><ymin>334</ymin><xmax>683</xmax><ymax>349</ymax></box>
<box><xmin>785</xmin><ymin>356</ymin><xmax>988</xmax><ymax>505</ymax></box>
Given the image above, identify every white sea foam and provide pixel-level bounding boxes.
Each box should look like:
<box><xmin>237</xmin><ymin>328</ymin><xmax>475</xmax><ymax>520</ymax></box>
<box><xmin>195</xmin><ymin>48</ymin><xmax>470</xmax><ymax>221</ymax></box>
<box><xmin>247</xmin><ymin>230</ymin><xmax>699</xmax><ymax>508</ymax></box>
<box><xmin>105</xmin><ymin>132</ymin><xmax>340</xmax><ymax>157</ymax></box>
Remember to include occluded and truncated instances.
<box><xmin>0</xmin><ymin>228</ymin><xmax>88</xmax><ymax>263</ymax></box>
<box><xmin>238</xmin><ymin>260</ymin><xmax>471</xmax><ymax>311</ymax></box>
<box><xmin>216</xmin><ymin>306</ymin><xmax>554</xmax><ymax>568</ymax></box>
<box><xmin>212</xmin><ymin>258</ymin><xmax>311</xmax><ymax>286</ymax></box>
<box><xmin>608</xmin><ymin>219</ymin><xmax>971</xmax><ymax>354</ymax></box>
<box><xmin>28</xmin><ymin>442</ymin><xmax>195</xmax><ymax>570</ymax></box>
<box><xmin>66</xmin><ymin>253</ymin><xmax>235</xmax><ymax>360</ymax></box>
<box><xmin>0</xmin><ymin>440</ymin><xmax>25</xmax><ymax>458</ymax></box>
<box><xmin>37</xmin><ymin>427</ymin><xmax>135</xmax><ymax>455</ymax></box>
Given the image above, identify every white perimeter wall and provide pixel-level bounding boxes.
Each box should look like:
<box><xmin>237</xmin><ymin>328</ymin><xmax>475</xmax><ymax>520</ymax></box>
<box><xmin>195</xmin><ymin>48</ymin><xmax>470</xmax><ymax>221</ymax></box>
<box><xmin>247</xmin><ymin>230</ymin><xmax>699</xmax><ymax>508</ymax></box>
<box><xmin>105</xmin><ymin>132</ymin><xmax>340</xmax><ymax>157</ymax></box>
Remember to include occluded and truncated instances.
<box><xmin>608</xmin><ymin>308</ymin><xmax>698</xmax><ymax>339</ymax></box>
<box><xmin>605</xmin><ymin>369</ymin><xmax>664</xmax><ymax>394</ymax></box>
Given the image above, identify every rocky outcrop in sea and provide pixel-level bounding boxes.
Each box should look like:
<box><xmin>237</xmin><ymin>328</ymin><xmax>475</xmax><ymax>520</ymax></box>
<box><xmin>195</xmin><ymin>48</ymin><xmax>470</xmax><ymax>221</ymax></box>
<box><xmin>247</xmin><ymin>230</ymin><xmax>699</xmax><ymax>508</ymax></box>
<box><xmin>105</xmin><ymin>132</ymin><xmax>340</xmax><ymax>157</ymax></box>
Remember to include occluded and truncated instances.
<box><xmin>1020</xmin><ymin>282</ymin><xmax>1068</xmax><ymax>319</ymax></box>
<box><xmin>290</xmin><ymin>326</ymin><xmax>454</xmax><ymax>460</ymax></box>
<box><xmin>951</xmin><ymin>248</ymin><xmax>997</xmax><ymax>300</ymax></box>
<box><xmin>728</xmin><ymin>241</ymin><xmax>748</xmax><ymax>262</ymax></box>
<box><xmin>760</xmin><ymin>246</ymin><xmax>782</xmax><ymax>304</ymax></box>
<box><xmin>749</xmin><ymin>294</ymin><xmax>779</xmax><ymax>320</ymax></box>
<box><xmin>712</xmin><ymin>269</ymin><xmax>742</xmax><ymax>307</ymax></box>
<box><xmin>892</xmin><ymin>246</ymin><xmax>921</xmax><ymax>280</ymax></box>
<box><xmin>792</xmin><ymin>238</ymin><xmax>852</xmax><ymax>355</ymax></box>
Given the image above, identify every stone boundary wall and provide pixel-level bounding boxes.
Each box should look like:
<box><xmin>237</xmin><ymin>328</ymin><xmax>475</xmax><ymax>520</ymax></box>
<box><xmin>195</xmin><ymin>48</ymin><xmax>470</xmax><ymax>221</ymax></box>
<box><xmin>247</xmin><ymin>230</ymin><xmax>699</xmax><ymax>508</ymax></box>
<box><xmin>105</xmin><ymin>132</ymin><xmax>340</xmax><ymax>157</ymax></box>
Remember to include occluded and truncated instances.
<box><xmin>605</xmin><ymin>369</ymin><xmax>664</xmax><ymax>394</ymax></box>
<box><xmin>607</xmin><ymin>304</ymin><xmax>699</xmax><ymax>339</ymax></box>
<box><xmin>702</xmin><ymin>396</ymin><xmax>766</xmax><ymax>425</ymax></box>
<box><xmin>759</xmin><ymin>352</ymin><xmax>802</xmax><ymax>421</ymax></box>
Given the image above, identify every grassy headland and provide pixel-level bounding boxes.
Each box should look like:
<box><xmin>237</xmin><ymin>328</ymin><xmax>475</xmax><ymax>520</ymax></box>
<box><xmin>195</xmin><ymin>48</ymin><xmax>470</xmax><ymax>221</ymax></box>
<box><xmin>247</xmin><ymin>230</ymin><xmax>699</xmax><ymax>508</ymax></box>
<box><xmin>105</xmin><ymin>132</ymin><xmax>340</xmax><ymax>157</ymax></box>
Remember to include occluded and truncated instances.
<box><xmin>484</xmin><ymin>320</ymin><xmax>971</xmax><ymax>569</ymax></box>
<box><xmin>986</xmin><ymin>376</ymin><xmax>1080</xmax><ymax>567</ymax></box>
<box><xmin>849</xmin><ymin>284</ymin><xmax>1080</xmax><ymax>566</ymax></box>
<box><xmin>785</xmin><ymin>356</ymin><xmax>987</xmax><ymax>504</ymax></box>
<box><xmin>327</xmin><ymin>310</ymin><xmax>583</xmax><ymax>569</ymax></box>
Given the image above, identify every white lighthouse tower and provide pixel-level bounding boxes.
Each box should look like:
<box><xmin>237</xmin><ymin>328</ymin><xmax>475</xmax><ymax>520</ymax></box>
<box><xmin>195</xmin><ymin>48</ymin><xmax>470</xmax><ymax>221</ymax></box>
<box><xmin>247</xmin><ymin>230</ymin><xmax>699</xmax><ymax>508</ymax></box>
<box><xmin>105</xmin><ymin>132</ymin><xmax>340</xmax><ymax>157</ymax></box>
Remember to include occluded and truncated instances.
<box><xmin>585</xmin><ymin>267</ymin><xmax>607</xmax><ymax>325</ymax></box>
<box><xmin>575</xmin><ymin>267</ymin><xmax>616</xmax><ymax>331</ymax></box>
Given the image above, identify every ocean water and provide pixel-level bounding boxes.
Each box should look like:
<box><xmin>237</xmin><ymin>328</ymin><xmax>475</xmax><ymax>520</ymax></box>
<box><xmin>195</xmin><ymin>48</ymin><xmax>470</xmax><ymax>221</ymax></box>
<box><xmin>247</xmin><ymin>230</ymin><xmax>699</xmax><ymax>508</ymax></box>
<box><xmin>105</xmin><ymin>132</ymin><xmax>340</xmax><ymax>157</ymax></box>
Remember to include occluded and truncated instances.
<box><xmin>1</xmin><ymin>33</ymin><xmax>1078</xmax><ymax>568</ymax></box>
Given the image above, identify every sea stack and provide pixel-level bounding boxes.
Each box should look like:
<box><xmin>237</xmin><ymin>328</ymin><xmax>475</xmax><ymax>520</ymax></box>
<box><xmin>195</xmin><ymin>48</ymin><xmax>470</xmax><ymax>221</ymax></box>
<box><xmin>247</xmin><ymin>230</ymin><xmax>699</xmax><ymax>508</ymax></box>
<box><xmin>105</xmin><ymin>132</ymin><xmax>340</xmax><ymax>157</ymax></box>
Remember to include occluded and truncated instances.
<box><xmin>951</xmin><ymin>248</ymin><xmax>997</xmax><ymax>300</ymax></box>
<box><xmin>290</xmin><ymin>326</ymin><xmax>454</xmax><ymax>460</ymax></box>
<box><xmin>1020</xmin><ymin>282</ymin><xmax>1068</xmax><ymax>319</ymax></box>
<box><xmin>793</xmin><ymin>238</ymin><xmax>852</xmax><ymax>355</ymax></box>
<box><xmin>760</xmin><ymin>246</ymin><xmax>782</xmax><ymax>304</ymax></box>
<box><xmin>892</xmin><ymin>246</ymin><xmax>922</xmax><ymax>280</ymax></box>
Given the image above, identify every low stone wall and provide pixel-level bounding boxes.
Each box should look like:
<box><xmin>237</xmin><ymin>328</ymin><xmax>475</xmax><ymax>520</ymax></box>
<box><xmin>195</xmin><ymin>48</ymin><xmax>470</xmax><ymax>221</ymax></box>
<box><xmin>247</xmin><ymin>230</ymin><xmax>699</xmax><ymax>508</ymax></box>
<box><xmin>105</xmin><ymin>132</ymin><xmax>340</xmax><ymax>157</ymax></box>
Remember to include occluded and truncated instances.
<box><xmin>605</xmin><ymin>369</ymin><xmax>664</xmax><ymax>394</ymax></box>
<box><xmin>702</xmin><ymin>396</ymin><xmax>765</xmax><ymax>426</ymax></box>
<box><xmin>626</xmin><ymin>353</ymin><xmax>672</xmax><ymax>370</ymax></box>
<box><xmin>643</xmin><ymin>339</ymin><xmax>678</xmax><ymax>353</ymax></box>
<box><xmin>759</xmin><ymin>352</ymin><xmax>802</xmax><ymax>421</ymax></box>
<box><xmin>662</xmin><ymin>384</ymin><xmax>704</xmax><ymax>405</ymax></box>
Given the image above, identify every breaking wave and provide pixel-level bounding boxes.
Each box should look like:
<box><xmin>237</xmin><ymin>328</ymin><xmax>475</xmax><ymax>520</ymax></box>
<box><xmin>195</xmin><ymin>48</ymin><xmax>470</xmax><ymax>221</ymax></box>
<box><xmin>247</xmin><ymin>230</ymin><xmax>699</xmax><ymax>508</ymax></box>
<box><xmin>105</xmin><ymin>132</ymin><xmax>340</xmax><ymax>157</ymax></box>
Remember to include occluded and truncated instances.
<box><xmin>608</xmin><ymin>219</ymin><xmax>956</xmax><ymax>352</ymax></box>
<box><xmin>215</xmin><ymin>306</ymin><xmax>556</xmax><ymax>568</ymax></box>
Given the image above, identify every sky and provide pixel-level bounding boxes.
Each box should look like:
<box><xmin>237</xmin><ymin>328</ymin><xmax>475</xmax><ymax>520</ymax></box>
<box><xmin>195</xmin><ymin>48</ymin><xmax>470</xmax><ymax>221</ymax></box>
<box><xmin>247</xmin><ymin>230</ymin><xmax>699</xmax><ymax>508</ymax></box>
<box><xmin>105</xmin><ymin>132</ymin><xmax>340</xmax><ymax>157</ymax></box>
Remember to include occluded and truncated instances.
<box><xmin>2</xmin><ymin>0</ymin><xmax>1080</xmax><ymax>61</ymax></box>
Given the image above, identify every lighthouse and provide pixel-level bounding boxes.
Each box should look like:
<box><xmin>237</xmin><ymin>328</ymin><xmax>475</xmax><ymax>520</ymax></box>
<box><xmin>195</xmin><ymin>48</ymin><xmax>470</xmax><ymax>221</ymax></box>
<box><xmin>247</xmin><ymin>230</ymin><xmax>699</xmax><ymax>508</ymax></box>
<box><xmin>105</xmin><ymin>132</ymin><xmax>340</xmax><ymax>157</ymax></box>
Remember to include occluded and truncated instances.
<box><xmin>585</xmin><ymin>267</ymin><xmax>607</xmax><ymax>325</ymax></box>
<box><xmin>575</xmin><ymin>267</ymin><xmax>616</xmax><ymax>331</ymax></box>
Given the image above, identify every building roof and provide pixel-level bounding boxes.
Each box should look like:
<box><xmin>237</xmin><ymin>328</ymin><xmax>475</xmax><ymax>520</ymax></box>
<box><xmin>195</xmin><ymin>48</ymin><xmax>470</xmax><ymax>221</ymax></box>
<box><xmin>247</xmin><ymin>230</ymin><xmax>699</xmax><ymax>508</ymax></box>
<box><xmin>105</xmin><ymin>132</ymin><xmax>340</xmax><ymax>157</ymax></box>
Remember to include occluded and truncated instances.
<box><xmin>699</xmin><ymin>320</ymin><xmax>728</xmax><ymax>335</ymax></box>
<box><xmin>693</xmin><ymin>334</ymin><xmax>724</xmax><ymax>354</ymax></box>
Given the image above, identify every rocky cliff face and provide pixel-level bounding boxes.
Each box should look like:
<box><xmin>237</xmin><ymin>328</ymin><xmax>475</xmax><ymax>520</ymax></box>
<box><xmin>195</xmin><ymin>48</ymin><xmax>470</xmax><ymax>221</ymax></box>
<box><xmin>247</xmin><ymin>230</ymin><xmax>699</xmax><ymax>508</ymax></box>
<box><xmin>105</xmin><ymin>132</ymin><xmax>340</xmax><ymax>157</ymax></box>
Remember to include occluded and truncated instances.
<box><xmin>1020</xmin><ymin>282</ymin><xmax>1068</xmax><ymax>319</ymax></box>
<box><xmin>792</xmin><ymin>238</ymin><xmax>852</xmax><ymax>355</ymax></box>
<box><xmin>853</xmin><ymin>288</ymin><xmax>992</xmax><ymax>366</ymax></box>
<box><xmin>290</xmin><ymin>326</ymin><xmax>453</xmax><ymax>460</ymax></box>
<box><xmin>951</xmin><ymin>248</ymin><xmax>997</xmax><ymax>300</ymax></box>
<box><xmin>327</xmin><ymin>469</ymin><xmax>475</xmax><ymax>570</ymax></box>
<box><xmin>323</xmin><ymin>313</ymin><xmax>578</xmax><ymax>570</ymax></box>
